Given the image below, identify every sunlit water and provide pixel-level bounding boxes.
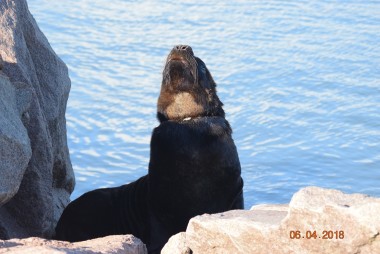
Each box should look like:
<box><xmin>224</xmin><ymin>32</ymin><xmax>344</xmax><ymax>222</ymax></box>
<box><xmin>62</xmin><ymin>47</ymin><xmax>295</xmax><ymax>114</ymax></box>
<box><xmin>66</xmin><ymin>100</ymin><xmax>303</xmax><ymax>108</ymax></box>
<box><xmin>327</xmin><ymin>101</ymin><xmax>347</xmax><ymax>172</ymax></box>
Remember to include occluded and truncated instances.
<box><xmin>28</xmin><ymin>0</ymin><xmax>380</xmax><ymax>207</ymax></box>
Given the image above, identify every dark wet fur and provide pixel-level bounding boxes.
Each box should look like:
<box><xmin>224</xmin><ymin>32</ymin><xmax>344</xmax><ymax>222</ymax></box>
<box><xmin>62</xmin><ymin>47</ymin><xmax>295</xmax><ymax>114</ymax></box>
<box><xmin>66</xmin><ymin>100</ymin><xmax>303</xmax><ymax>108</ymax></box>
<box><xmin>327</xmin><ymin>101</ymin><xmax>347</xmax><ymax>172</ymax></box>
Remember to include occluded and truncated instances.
<box><xmin>149</xmin><ymin>117</ymin><xmax>244</xmax><ymax>236</ymax></box>
<box><xmin>54</xmin><ymin>46</ymin><xmax>244</xmax><ymax>254</ymax></box>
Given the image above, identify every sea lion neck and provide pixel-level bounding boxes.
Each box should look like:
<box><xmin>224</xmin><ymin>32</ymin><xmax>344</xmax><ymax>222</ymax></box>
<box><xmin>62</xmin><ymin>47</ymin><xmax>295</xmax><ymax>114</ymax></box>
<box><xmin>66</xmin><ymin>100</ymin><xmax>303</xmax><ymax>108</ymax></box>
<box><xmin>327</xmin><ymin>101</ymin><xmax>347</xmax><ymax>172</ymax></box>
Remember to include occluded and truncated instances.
<box><xmin>157</xmin><ymin>91</ymin><xmax>205</xmax><ymax>122</ymax></box>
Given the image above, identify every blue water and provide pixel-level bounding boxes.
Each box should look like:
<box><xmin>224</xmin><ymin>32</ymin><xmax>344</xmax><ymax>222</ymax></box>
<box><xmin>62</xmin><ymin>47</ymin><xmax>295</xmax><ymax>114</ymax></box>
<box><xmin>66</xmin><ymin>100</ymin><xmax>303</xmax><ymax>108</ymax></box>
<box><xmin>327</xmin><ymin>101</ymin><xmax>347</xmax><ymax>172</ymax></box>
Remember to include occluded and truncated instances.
<box><xmin>28</xmin><ymin>0</ymin><xmax>380</xmax><ymax>207</ymax></box>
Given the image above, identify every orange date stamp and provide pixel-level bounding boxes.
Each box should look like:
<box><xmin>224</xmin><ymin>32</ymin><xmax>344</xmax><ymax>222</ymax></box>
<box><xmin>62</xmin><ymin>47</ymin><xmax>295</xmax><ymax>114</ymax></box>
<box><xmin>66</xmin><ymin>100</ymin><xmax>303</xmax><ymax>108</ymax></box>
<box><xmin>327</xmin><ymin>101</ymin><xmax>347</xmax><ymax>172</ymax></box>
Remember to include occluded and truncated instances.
<box><xmin>289</xmin><ymin>230</ymin><xmax>344</xmax><ymax>239</ymax></box>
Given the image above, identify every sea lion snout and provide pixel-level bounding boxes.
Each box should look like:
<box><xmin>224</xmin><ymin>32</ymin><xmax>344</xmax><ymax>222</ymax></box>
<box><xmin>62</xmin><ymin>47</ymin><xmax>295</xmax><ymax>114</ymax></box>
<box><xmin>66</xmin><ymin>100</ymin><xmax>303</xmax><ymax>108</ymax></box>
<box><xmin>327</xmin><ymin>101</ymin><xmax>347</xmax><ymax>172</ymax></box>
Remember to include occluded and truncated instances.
<box><xmin>162</xmin><ymin>45</ymin><xmax>197</xmax><ymax>93</ymax></box>
<box><xmin>173</xmin><ymin>45</ymin><xmax>193</xmax><ymax>55</ymax></box>
<box><xmin>167</xmin><ymin>45</ymin><xmax>194</xmax><ymax>63</ymax></box>
<box><xmin>175</xmin><ymin>45</ymin><xmax>191</xmax><ymax>51</ymax></box>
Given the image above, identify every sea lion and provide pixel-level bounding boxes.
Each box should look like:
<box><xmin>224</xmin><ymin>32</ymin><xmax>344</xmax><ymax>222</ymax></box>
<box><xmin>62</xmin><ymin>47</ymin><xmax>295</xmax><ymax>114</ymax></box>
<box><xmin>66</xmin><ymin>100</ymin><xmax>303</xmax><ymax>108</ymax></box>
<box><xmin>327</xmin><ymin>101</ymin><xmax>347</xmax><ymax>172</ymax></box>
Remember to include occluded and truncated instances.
<box><xmin>54</xmin><ymin>45</ymin><xmax>244</xmax><ymax>254</ymax></box>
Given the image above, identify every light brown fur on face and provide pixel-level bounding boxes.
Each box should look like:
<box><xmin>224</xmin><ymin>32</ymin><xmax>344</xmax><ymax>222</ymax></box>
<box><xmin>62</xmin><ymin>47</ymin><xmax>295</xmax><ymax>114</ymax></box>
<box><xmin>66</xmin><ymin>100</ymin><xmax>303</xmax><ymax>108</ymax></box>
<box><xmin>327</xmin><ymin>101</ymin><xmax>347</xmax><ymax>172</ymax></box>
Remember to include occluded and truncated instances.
<box><xmin>162</xmin><ymin>92</ymin><xmax>204</xmax><ymax>120</ymax></box>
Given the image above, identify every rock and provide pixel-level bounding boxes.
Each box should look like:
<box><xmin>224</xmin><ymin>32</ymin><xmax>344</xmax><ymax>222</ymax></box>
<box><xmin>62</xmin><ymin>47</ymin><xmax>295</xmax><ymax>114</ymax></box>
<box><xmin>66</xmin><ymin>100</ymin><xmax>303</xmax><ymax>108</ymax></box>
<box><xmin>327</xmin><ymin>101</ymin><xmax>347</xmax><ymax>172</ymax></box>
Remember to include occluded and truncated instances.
<box><xmin>162</xmin><ymin>187</ymin><xmax>380</xmax><ymax>254</ymax></box>
<box><xmin>0</xmin><ymin>77</ymin><xmax>32</xmax><ymax>207</ymax></box>
<box><xmin>0</xmin><ymin>0</ymin><xmax>74</xmax><ymax>239</ymax></box>
<box><xmin>161</xmin><ymin>233</ymin><xmax>192</xmax><ymax>254</ymax></box>
<box><xmin>0</xmin><ymin>235</ymin><xmax>148</xmax><ymax>254</ymax></box>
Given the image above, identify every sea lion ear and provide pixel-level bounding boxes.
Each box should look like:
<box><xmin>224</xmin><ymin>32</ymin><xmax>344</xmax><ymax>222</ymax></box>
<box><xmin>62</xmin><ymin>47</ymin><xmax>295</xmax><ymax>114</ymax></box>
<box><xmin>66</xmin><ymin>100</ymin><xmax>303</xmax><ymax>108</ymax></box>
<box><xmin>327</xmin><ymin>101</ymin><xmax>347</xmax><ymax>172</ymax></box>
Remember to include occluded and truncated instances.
<box><xmin>205</xmin><ymin>67</ymin><xmax>217</xmax><ymax>89</ymax></box>
<box><xmin>204</xmin><ymin>68</ymin><xmax>225</xmax><ymax>117</ymax></box>
<box><xmin>199</xmin><ymin>63</ymin><xmax>207</xmax><ymax>75</ymax></box>
<box><xmin>195</xmin><ymin>58</ymin><xmax>214</xmax><ymax>90</ymax></box>
<box><xmin>195</xmin><ymin>57</ymin><xmax>208</xmax><ymax>75</ymax></box>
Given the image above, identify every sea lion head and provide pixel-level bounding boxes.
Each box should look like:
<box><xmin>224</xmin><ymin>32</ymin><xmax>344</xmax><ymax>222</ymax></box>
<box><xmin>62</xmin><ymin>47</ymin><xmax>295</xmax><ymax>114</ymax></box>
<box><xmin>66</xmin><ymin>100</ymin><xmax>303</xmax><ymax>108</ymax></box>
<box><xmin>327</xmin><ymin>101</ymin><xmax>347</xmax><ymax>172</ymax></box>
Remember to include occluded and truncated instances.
<box><xmin>157</xmin><ymin>45</ymin><xmax>225</xmax><ymax>122</ymax></box>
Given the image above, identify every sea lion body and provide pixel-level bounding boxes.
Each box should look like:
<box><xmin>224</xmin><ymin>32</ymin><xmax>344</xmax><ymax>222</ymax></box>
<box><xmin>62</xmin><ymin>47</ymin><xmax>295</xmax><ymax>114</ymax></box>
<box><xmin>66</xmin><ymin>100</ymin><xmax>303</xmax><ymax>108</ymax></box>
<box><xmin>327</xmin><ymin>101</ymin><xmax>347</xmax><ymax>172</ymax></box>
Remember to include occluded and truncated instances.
<box><xmin>55</xmin><ymin>45</ymin><xmax>244</xmax><ymax>253</ymax></box>
<box><xmin>55</xmin><ymin>176</ymin><xmax>149</xmax><ymax>242</ymax></box>
<box><xmin>149</xmin><ymin>116</ymin><xmax>243</xmax><ymax>237</ymax></box>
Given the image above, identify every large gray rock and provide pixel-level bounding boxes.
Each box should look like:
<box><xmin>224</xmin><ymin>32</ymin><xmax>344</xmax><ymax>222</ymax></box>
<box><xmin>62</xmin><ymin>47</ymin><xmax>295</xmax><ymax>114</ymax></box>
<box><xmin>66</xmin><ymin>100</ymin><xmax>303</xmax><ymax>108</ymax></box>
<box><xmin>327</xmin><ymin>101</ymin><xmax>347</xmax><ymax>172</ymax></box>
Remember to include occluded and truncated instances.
<box><xmin>162</xmin><ymin>187</ymin><xmax>380</xmax><ymax>254</ymax></box>
<box><xmin>0</xmin><ymin>0</ymin><xmax>74</xmax><ymax>239</ymax></box>
<box><xmin>0</xmin><ymin>235</ymin><xmax>148</xmax><ymax>254</ymax></box>
<box><xmin>0</xmin><ymin>75</ymin><xmax>31</xmax><ymax>207</ymax></box>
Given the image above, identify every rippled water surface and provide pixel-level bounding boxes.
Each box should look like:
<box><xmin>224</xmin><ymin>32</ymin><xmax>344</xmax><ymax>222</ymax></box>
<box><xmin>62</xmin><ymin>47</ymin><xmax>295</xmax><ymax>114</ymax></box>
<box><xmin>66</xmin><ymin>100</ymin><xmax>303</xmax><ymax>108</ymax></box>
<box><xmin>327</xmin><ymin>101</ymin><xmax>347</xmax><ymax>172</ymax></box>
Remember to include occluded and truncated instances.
<box><xmin>28</xmin><ymin>0</ymin><xmax>380</xmax><ymax>207</ymax></box>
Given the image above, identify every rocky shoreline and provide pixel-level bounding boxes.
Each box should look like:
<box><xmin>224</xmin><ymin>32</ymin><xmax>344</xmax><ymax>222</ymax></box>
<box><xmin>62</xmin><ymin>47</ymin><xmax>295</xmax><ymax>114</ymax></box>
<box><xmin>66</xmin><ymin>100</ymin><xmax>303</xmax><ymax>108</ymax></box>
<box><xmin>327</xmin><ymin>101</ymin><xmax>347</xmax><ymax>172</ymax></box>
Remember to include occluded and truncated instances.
<box><xmin>1</xmin><ymin>187</ymin><xmax>379</xmax><ymax>253</ymax></box>
<box><xmin>162</xmin><ymin>186</ymin><xmax>380</xmax><ymax>254</ymax></box>
<box><xmin>0</xmin><ymin>1</ymin><xmax>379</xmax><ymax>253</ymax></box>
<box><xmin>0</xmin><ymin>235</ymin><xmax>147</xmax><ymax>254</ymax></box>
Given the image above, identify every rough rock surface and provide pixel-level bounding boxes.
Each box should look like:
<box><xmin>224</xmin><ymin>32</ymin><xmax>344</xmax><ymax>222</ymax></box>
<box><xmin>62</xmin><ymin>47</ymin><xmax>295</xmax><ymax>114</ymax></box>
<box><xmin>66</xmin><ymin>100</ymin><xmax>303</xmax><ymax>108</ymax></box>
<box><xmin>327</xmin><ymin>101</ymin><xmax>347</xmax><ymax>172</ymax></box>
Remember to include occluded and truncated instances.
<box><xmin>0</xmin><ymin>235</ymin><xmax>148</xmax><ymax>254</ymax></box>
<box><xmin>0</xmin><ymin>71</ymin><xmax>31</xmax><ymax>207</ymax></box>
<box><xmin>0</xmin><ymin>0</ymin><xmax>74</xmax><ymax>239</ymax></box>
<box><xmin>162</xmin><ymin>187</ymin><xmax>380</xmax><ymax>254</ymax></box>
